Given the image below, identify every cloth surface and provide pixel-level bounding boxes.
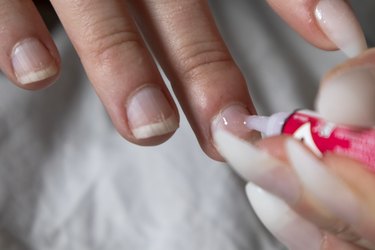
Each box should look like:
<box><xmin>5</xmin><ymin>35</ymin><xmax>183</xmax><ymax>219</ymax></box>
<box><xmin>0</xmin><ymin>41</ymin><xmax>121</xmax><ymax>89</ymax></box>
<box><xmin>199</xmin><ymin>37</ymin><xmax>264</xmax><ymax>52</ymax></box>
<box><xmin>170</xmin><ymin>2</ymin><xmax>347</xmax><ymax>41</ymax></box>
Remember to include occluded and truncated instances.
<box><xmin>0</xmin><ymin>0</ymin><xmax>373</xmax><ymax>249</ymax></box>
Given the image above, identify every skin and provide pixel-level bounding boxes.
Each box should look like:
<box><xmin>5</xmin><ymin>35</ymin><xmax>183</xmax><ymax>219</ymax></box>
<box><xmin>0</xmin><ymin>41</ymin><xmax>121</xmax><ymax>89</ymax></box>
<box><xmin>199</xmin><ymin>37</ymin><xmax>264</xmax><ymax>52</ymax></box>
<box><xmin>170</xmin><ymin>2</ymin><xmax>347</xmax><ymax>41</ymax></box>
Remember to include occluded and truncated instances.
<box><xmin>255</xmin><ymin>50</ymin><xmax>375</xmax><ymax>249</ymax></box>
<box><xmin>258</xmin><ymin>137</ymin><xmax>375</xmax><ymax>249</ymax></box>
<box><xmin>2</xmin><ymin>0</ymin><xmax>374</xmax><ymax>249</ymax></box>
<box><xmin>0</xmin><ymin>0</ymin><xmax>337</xmax><ymax>160</ymax></box>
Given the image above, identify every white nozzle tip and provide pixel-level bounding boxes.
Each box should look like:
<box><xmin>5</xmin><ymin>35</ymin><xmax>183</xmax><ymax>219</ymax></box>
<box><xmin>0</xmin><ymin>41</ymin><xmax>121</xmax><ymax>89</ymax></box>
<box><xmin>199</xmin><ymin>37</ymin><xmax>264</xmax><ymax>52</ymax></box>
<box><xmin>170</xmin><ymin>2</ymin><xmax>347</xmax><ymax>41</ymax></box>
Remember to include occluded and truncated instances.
<box><xmin>245</xmin><ymin>116</ymin><xmax>269</xmax><ymax>134</ymax></box>
<box><xmin>246</xmin><ymin>112</ymin><xmax>291</xmax><ymax>137</ymax></box>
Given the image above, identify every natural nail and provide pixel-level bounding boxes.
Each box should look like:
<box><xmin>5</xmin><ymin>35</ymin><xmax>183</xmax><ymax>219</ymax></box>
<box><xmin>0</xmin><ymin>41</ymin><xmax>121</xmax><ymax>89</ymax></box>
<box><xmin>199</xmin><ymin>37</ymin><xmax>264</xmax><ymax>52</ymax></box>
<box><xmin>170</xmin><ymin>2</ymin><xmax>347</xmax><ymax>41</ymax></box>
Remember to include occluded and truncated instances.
<box><xmin>127</xmin><ymin>86</ymin><xmax>178</xmax><ymax>139</ymax></box>
<box><xmin>211</xmin><ymin>104</ymin><xmax>260</xmax><ymax>143</ymax></box>
<box><xmin>213</xmin><ymin>130</ymin><xmax>300</xmax><ymax>204</ymax></box>
<box><xmin>12</xmin><ymin>38</ymin><xmax>58</xmax><ymax>85</ymax></box>
<box><xmin>316</xmin><ymin>67</ymin><xmax>375</xmax><ymax>126</ymax></box>
<box><xmin>315</xmin><ymin>0</ymin><xmax>367</xmax><ymax>57</ymax></box>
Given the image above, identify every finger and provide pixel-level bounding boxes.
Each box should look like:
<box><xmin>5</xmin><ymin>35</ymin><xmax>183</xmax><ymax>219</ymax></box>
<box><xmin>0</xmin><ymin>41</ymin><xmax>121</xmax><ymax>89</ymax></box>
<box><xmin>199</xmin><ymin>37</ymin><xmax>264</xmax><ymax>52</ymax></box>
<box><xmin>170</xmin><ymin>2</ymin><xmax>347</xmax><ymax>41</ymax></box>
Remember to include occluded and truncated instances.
<box><xmin>266</xmin><ymin>0</ymin><xmax>367</xmax><ymax>57</ymax></box>
<box><xmin>247</xmin><ymin>183</ymin><xmax>365</xmax><ymax>250</ymax></box>
<box><xmin>213</xmin><ymin>131</ymin><xmax>373</xmax><ymax>248</ymax></box>
<box><xmin>323</xmin><ymin>155</ymin><xmax>375</xmax><ymax>248</ymax></box>
<box><xmin>247</xmin><ymin>183</ymin><xmax>324</xmax><ymax>250</ymax></box>
<box><xmin>285</xmin><ymin>139</ymin><xmax>375</xmax><ymax>249</ymax></box>
<box><xmin>0</xmin><ymin>0</ymin><xmax>60</xmax><ymax>89</ymax></box>
<box><xmin>259</xmin><ymin>137</ymin><xmax>375</xmax><ymax>249</ymax></box>
<box><xmin>50</xmin><ymin>0</ymin><xmax>179</xmax><ymax>145</ymax></box>
<box><xmin>214</xmin><ymin>131</ymin><xmax>346</xmax><ymax>231</ymax></box>
<box><xmin>130</xmin><ymin>0</ymin><xmax>256</xmax><ymax>159</ymax></box>
<box><xmin>315</xmin><ymin>48</ymin><xmax>375</xmax><ymax>126</ymax></box>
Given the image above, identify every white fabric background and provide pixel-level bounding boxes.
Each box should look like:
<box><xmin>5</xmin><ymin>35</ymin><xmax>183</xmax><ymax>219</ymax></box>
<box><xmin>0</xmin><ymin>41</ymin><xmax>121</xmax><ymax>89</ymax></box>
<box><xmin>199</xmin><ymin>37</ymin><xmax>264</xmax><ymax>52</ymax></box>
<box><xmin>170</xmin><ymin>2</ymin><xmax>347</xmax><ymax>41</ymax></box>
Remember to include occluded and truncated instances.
<box><xmin>0</xmin><ymin>0</ymin><xmax>373</xmax><ymax>249</ymax></box>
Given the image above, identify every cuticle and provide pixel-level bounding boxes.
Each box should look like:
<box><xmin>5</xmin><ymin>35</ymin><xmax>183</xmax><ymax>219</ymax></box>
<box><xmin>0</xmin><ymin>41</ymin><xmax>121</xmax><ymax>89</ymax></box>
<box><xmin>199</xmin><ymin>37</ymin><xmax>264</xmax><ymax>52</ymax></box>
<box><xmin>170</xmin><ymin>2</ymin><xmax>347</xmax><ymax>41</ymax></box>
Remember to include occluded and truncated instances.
<box><xmin>124</xmin><ymin>83</ymin><xmax>162</xmax><ymax>109</ymax></box>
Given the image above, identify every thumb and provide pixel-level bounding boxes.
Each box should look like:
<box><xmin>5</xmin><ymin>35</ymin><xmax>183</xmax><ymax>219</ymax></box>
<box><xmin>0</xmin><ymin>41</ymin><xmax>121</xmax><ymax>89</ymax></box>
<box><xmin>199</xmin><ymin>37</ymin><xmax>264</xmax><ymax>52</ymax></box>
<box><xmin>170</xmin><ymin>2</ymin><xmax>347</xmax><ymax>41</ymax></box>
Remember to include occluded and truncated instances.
<box><xmin>315</xmin><ymin>48</ymin><xmax>375</xmax><ymax>126</ymax></box>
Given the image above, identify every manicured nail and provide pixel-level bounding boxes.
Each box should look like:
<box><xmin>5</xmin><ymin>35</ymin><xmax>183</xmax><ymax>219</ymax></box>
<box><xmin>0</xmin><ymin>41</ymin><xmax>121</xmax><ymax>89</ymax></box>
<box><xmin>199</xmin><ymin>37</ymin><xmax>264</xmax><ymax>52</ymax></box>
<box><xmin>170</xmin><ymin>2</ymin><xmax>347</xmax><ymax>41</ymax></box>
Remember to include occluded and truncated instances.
<box><xmin>212</xmin><ymin>129</ymin><xmax>300</xmax><ymax>204</ymax></box>
<box><xmin>12</xmin><ymin>38</ymin><xmax>58</xmax><ymax>85</ymax></box>
<box><xmin>127</xmin><ymin>86</ymin><xmax>178</xmax><ymax>139</ymax></box>
<box><xmin>315</xmin><ymin>67</ymin><xmax>375</xmax><ymax>126</ymax></box>
<box><xmin>246</xmin><ymin>183</ymin><xmax>323</xmax><ymax>250</ymax></box>
<box><xmin>315</xmin><ymin>0</ymin><xmax>367</xmax><ymax>57</ymax></box>
<box><xmin>286</xmin><ymin>139</ymin><xmax>361</xmax><ymax>226</ymax></box>
<box><xmin>211</xmin><ymin>104</ymin><xmax>260</xmax><ymax>142</ymax></box>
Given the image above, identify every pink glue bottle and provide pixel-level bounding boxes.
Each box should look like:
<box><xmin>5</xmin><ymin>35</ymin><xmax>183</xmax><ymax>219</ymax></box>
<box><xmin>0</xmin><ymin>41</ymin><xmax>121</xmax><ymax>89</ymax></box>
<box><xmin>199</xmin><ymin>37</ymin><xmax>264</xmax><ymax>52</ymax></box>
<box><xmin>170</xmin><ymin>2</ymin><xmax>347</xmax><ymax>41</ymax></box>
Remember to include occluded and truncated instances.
<box><xmin>246</xmin><ymin>110</ymin><xmax>375</xmax><ymax>171</ymax></box>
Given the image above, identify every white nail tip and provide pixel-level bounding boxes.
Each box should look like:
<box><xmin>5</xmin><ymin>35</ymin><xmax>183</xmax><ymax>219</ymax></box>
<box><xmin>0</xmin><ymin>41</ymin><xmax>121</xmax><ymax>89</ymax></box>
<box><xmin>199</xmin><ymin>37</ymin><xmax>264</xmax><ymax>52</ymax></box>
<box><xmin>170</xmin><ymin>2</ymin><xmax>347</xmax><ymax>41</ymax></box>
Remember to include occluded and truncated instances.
<box><xmin>17</xmin><ymin>64</ymin><xmax>58</xmax><ymax>85</ymax></box>
<box><xmin>315</xmin><ymin>0</ymin><xmax>367</xmax><ymax>57</ymax></box>
<box><xmin>246</xmin><ymin>183</ymin><xmax>322</xmax><ymax>250</ymax></box>
<box><xmin>213</xmin><ymin>130</ymin><xmax>301</xmax><ymax>204</ymax></box>
<box><xmin>213</xmin><ymin>130</ymin><xmax>280</xmax><ymax>181</ymax></box>
<box><xmin>131</xmin><ymin>115</ymin><xmax>178</xmax><ymax>139</ymax></box>
<box><xmin>286</xmin><ymin>139</ymin><xmax>360</xmax><ymax>225</ymax></box>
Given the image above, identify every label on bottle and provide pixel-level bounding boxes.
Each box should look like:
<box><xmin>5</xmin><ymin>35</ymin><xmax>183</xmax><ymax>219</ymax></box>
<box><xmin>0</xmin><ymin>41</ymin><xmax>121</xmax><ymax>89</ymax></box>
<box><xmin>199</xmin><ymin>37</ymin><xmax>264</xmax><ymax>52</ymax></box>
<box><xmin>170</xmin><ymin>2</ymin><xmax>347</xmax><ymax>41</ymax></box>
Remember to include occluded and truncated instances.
<box><xmin>282</xmin><ymin>110</ymin><xmax>375</xmax><ymax>171</ymax></box>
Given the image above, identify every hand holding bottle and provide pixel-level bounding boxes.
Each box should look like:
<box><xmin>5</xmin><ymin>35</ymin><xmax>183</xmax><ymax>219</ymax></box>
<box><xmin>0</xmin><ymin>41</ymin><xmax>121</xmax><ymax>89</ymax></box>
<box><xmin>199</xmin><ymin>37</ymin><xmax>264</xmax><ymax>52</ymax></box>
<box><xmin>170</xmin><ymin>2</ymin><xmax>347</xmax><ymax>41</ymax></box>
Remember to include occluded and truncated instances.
<box><xmin>213</xmin><ymin>49</ymin><xmax>375</xmax><ymax>249</ymax></box>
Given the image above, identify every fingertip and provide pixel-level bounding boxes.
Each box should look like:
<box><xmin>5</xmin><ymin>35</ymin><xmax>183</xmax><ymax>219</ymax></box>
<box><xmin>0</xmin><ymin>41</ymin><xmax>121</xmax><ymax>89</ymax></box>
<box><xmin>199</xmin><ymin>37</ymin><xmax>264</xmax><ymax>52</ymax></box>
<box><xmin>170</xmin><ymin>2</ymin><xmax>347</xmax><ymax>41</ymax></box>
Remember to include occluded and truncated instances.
<box><xmin>314</xmin><ymin>0</ymin><xmax>367</xmax><ymax>57</ymax></box>
<box><xmin>105</xmin><ymin>86</ymin><xmax>181</xmax><ymax>147</ymax></box>
<box><xmin>266</xmin><ymin>0</ymin><xmax>336</xmax><ymax>50</ymax></box>
<box><xmin>317</xmin><ymin>49</ymin><xmax>375</xmax><ymax>126</ymax></box>
<box><xmin>10</xmin><ymin>37</ymin><xmax>60</xmax><ymax>90</ymax></box>
<box><xmin>246</xmin><ymin>183</ymin><xmax>324</xmax><ymax>250</ymax></box>
<box><xmin>200</xmin><ymin>142</ymin><xmax>225</xmax><ymax>162</ymax></box>
<box><xmin>267</xmin><ymin>0</ymin><xmax>367</xmax><ymax>56</ymax></box>
<box><xmin>209</xmin><ymin>104</ymin><xmax>260</xmax><ymax>161</ymax></box>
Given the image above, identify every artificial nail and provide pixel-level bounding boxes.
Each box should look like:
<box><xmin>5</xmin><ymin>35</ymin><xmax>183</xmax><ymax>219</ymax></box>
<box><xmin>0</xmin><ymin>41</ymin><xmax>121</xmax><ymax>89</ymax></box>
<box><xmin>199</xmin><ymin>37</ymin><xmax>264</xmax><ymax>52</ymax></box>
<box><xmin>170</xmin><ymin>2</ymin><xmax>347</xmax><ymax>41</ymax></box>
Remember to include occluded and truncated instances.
<box><xmin>127</xmin><ymin>86</ymin><xmax>178</xmax><ymax>139</ymax></box>
<box><xmin>286</xmin><ymin>139</ymin><xmax>361</xmax><ymax>226</ymax></box>
<box><xmin>315</xmin><ymin>67</ymin><xmax>375</xmax><ymax>127</ymax></box>
<box><xmin>12</xmin><ymin>38</ymin><xmax>58</xmax><ymax>84</ymax></box>
<box><xmin>315</xmin><ymin>0</ymin><xmax>367</xmax><ymax>57</ymax></box>
<box><xmin>246</xmin><ymin>183</ymin><xmax>323</xmax><ymax>250</ymax></box>
<box><xmin>212</xmin><ymin>129</ymin><xmax>300</xmax><ymax>204</ymax></box>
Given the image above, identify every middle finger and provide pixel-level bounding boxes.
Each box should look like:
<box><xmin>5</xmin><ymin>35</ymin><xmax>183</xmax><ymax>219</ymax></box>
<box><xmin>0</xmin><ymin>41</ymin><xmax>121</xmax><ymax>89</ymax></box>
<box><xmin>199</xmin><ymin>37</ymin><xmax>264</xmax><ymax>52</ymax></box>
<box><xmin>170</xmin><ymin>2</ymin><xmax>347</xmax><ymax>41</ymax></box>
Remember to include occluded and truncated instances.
<box><xmin>130</xmin><ymin>0</ymin><xmax>256</xmax><ymax>159</ymax></box>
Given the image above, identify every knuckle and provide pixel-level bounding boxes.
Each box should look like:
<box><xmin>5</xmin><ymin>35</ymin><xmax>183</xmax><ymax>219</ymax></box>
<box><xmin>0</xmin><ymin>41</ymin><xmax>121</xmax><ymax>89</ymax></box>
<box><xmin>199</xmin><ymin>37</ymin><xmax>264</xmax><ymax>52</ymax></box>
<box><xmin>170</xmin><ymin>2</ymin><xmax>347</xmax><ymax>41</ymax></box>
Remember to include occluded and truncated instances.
<box><xmin>176</xmin><ymin>40</ymin><xmax>232</xmax><ymax>79</ymax></box>
<box><xmin>82</xmin><ymin>16</ymin><xmax>142</xmax><ymax>63</ymax></box>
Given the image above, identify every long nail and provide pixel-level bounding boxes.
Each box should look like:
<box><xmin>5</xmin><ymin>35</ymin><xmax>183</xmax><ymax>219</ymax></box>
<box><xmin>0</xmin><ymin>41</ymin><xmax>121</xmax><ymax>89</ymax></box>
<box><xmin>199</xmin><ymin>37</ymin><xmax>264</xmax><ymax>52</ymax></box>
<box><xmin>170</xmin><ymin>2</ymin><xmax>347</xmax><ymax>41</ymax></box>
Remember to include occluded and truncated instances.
<box><xmin>246</xmin><ymin>183</ymin><xmax>323</xmax><ymax>250</ymax></box>
<box><xmin>315</xmin><ymin>66</ymin><xmax>375</xmax><ymax>126</ymax></box>
<box><xmin>212</xmin><ymin>128</ymin><xmax>300</xmax><ymax>204</ymax></box>
<box><xmin>127</xmin><ymin>86</ymin><xmax>178</xmax><ymax>139</ymax></box>
<box><xmin>286</xmin><ymin>139</ymin><xmax>361</xmax><ymax>226</ymax></box>
<box><xmin>315</xmin><ymin>0</ymin><xmax>367</xmax><ymax>57</ymax></box>
<box><xmin>12</xmin><ymin>38</ymin><xmax>58</xmax><ymax>85</ymax></box>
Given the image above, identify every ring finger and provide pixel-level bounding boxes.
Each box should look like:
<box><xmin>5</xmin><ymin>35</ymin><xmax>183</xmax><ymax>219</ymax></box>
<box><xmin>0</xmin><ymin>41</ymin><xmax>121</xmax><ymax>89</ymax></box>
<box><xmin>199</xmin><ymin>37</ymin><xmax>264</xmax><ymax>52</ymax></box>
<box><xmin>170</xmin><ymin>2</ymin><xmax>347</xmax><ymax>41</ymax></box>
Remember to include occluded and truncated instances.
<box><xmin>130</xmin><ymin>0</ymin><xmax>256</xmax><ymax>159</ymax></box>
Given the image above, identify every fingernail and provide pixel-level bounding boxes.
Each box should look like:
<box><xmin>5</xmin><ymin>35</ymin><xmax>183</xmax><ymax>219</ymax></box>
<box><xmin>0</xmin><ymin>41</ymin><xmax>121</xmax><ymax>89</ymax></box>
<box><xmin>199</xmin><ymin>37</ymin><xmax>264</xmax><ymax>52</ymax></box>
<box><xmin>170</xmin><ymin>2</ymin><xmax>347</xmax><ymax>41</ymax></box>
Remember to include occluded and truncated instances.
<box><xmin>286</xmin><ymin>139</ymin><xmax>361</xmax><ymax>225</ymax></box>
<box><xmin>315</xmin><ymin>67</ymin><xmax>375</xmax><ymax>126</ymax></box>
<box><xmin>212</xmin><ymin>129</ymin><xmax>300</xmax><ymax>204</ymax></box>
<box><xmin>12</xmin><ymin>38</ymin><xmax>58</xmax><ymax>85</ymax></box>
<box><xmin>211</xmin><ymin>104</ymin><xmax>260</xmax><ymax>142</ymax></box>
<box><xmin>246</xmin><ymin>183</ymin><xmax>323</xmax><ymax>250</ymax></box>
<box><xmin>127</xmin><ymin>86</ymin><xmax>178</xmax><ymax>139</ymax></box>
<box><xmin>315</xmin><ymin>0</ymin><xmax>367</xmax><ymax>57</ymax></box>
<box><xmin>321</xmin><ymin>234</ymin><xmax>362</xmax><ymax>250</ymax></box>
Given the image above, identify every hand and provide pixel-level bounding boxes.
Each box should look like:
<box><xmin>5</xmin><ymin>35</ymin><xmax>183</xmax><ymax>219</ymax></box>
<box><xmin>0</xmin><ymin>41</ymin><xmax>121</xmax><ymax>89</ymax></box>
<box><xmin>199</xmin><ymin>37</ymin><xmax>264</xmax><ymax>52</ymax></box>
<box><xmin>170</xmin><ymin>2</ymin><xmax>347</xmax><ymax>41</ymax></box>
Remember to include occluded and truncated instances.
<box><xmin>0</xmin><ymin>0</ymin><xmax>366</xmax><ymax>159</ymax></box>
<box><xmin>213</xmin><ymin>49</ymin><xmax>375</xmax><ymax>249</ymax></box>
